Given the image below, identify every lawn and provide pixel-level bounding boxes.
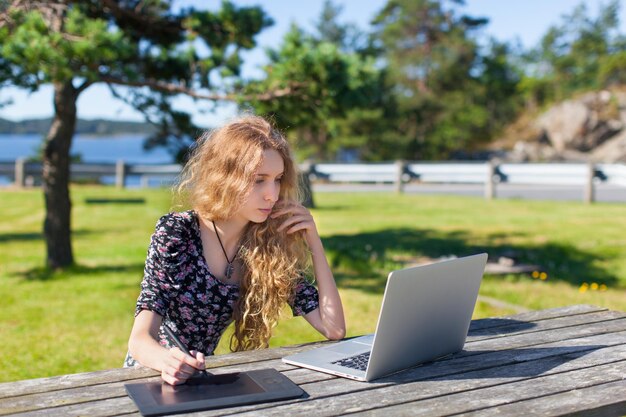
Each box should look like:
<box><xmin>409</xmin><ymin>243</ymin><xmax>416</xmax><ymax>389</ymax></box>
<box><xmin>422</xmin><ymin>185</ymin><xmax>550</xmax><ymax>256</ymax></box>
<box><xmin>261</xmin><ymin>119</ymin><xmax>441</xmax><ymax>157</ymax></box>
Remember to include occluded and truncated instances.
<box><xmin>0</xmin><ymin>186</ymin><xmax>624</xmax><ymax>382</ymax></box>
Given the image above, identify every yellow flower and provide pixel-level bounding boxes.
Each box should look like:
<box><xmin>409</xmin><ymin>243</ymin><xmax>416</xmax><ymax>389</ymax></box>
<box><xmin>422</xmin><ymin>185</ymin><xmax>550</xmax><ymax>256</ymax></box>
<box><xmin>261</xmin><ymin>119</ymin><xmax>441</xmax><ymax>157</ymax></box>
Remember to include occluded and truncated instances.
<box><xmin>590</xmin><ymin>282</ymin><xmax>599</xmax><ymax>291</ymax></box>
<box><xmin>579</xmin><ymin>283</ymin><xmax>589</xmax><ymax>293</ymax></box>
<box><xmin>539</xmin><ymin>272</ymin><xmax>548</xmax><ymax>280</ymax></box>
<box><xmin>599</xmin><ymin>284</ymin><xmax>608</xmax><ymax>291</ymax></box>
<box><xmin>532</xmin><ymin>271</ymin><xmax>540</xmax><ymax>279</ymax></box>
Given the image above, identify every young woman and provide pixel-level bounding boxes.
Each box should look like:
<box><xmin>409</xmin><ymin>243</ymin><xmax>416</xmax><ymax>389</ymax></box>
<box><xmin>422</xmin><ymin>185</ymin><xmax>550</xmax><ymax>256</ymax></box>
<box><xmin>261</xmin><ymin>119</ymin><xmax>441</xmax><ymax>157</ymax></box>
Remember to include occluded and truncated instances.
<box><xmin>125</xmin><ymin>115</ymin><xmax>345</xmax><ymax>385</ymax></box>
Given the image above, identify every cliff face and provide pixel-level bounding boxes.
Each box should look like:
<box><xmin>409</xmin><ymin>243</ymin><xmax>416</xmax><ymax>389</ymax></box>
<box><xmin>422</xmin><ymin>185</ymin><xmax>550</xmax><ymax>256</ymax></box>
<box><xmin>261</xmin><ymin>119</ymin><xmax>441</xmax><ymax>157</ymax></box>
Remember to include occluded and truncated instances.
<box><xmin>502</xmin><ymin>89</ymin><xmax>626</xmax><ymax>163</ymax></box>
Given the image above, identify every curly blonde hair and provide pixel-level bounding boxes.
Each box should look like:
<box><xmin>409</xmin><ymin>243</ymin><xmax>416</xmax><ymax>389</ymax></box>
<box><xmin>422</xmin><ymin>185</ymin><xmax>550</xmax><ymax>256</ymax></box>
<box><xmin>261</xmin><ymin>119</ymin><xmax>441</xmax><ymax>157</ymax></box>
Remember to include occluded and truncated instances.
<box><xmin>176</xmin><ymin>115</ymin><xmax>310</xmax><ymax>351</ymax></box>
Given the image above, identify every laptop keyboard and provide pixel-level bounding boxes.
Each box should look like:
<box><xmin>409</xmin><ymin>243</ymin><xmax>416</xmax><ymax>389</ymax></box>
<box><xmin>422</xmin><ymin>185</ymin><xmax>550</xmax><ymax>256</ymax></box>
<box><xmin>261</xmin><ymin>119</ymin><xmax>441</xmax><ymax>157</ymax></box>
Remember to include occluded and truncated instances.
<box><xmin>331</xmin><ymin>351</ymin><xmax>371</xmax><ymax>371</ymax></box>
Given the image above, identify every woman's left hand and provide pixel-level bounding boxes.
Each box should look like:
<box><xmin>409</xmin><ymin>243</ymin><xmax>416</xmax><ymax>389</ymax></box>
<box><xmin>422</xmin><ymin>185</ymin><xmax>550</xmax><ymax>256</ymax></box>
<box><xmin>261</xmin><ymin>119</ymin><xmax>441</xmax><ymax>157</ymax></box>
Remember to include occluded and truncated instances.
<box><xmin>271</xmin><ymin>201</ymin><xmax>319</xmax><ymax>245</ymax></box>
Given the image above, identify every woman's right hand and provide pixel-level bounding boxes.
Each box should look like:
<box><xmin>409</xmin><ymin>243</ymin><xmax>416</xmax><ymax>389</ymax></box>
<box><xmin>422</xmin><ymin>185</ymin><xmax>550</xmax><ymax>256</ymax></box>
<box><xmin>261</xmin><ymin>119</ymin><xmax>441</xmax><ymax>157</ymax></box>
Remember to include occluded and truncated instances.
<box><xmin>160</xmin><ymin>348</ymin><xmax>206</xmax><ymax>385</ymax></box>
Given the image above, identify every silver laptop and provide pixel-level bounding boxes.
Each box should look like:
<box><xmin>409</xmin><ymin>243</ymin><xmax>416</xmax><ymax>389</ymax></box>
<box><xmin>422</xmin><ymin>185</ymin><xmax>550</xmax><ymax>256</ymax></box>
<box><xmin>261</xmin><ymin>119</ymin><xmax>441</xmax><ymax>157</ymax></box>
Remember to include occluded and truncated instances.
<box><xmin>282</xmin><ymin>253</ymin><xmax>488</xmax><ymax>381</ymax></box>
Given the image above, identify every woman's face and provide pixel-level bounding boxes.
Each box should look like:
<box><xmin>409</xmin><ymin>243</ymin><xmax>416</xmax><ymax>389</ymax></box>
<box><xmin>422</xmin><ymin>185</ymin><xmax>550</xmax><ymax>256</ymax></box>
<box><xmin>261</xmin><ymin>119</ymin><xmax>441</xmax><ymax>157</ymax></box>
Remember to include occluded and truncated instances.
<box><xmin>234</xmin><ymin>149</ymin><xmax>285</xmax><ymax>224</ymax></box>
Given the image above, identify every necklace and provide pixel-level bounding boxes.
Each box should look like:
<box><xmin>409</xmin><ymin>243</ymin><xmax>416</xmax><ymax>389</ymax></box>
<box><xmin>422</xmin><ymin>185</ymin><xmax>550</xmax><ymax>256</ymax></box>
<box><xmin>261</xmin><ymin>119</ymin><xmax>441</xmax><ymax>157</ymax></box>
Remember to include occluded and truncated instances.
<box><xmin>212</xmin><ymin>220</ymin><xmax>237</xmax><ymax>279</ymax></box>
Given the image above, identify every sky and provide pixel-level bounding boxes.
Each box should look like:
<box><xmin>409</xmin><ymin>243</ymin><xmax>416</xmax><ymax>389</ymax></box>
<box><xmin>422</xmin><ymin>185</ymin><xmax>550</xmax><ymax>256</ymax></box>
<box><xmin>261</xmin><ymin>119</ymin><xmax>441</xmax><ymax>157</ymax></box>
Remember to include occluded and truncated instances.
<box><xmin>0</xmin><ymin>0</ymin><xmax>623</xmax><ymax>127</ymax></box>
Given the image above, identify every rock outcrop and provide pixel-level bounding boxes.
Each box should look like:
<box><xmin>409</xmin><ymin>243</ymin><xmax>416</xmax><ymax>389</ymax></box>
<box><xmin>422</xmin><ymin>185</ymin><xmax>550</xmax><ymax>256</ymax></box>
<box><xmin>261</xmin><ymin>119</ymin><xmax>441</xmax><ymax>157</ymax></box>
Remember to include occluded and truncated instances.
<box><xmin>502</xmin><ymin>89</ymin><xmax>626</xmax><ymax>163</ymax></box>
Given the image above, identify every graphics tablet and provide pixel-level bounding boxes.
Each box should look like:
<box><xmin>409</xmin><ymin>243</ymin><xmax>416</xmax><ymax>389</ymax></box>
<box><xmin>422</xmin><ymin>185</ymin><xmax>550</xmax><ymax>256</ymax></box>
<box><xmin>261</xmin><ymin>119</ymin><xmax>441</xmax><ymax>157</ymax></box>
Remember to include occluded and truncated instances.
<box><xmin>125</xmin><ymin>368</ymin><xmax>304</xmax><ymax>416</ymax></box>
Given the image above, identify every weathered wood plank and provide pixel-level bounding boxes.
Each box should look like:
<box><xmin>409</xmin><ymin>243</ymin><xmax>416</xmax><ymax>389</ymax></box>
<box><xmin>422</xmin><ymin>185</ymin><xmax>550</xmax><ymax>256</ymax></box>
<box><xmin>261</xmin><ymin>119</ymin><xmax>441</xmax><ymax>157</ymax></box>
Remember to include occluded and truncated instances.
<box><xmin>465</xmin><ymin>315</ymin><xmax>626</xmax><ymax>354</ymax></box>
<box><xmin>0</xmin><ymin>359</ymin><xmax>331</xmax><ymax>416</ymax></box>
<box><xmin>4</xmin><ymin>318</ymin><xmax>626</xmax><ymax>416</ymax></box>
<box><xmin>0</xmin><ymin>305</ymin><xmax>606</xmax><ymax>401</ymax></box>
<box><xmin>461</xmin><ymin>379</ymin><xmax>626</xmax><ymax>417</ymax></box>
<box><xmin>41</xmin><ymin>351</ymin><xmax>625</xmax><ymax>417</ymax></box>
<box><xmin>0</xmin><ymin>378</ymin><xmax>151</xmax><ymax>417</ymax></box>
<box><xmin>1</xmin><ymin>370</ymin><xmax>336</xmax><ymax>417</ymax></box>
<box><xmin>0</xmin><ymin>340</ymin><xmax>332</xmax><ymax>400</ymax></box>
<box><xmin>4</xmin><ymin>396</ymin><xmax>138</xmax><ymax>417</ymax></box>
<box><xmin>281</xmin><ymin>367</ymin><xmax>337</xmax><ymax>386</ymax></box>
<box><xmin>356</xmin><ymin>360</ymin><xmax>626</xmax><ymax>417</ymax></box>
<box><xmin>0</xmin><ymin>368</ymin><xmax>157</xmax><ymax>401</ymax></box>
<box><xmin>161</xmin><ymin>329</ymin><xmax>626</xmax><ymax>416</ymax></box>
<box><xmin>204</xmin><ymin>340</ymin><xmax>626</xmax><ymax>417</ymax></box>
<box><xmin>2</xmin><ymin>306</ymin><xmax>621</xmax><ymax>417</ymax></box>
<box><xmin>469</xmin><ymin>304</ymin><xmax>606</xmax><ymax>332</ymax></box>
<box><xmin>0</xmin><ymin>306</ymin><xmax>600</xmax><ymax>400</ymax></box>
<box><xmin>0</xmin><ymin>357</ymin><xmax>338</xmax><ymax>417</ymax></box>
<box><xmin>467</xmin><ymin>310</ymin><xmax>625</xmax><ymax>342</ymax></box>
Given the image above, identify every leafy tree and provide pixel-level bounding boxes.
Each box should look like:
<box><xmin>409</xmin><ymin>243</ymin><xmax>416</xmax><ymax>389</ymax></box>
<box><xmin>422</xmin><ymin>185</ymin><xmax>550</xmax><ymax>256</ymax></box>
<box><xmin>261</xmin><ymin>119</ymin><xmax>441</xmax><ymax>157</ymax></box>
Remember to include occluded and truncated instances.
<box><xmin>477</xmin><ymin>39</ymin><xmax>523</xmax><ymax>138</ymax></box>
<box><xmin>0</xmin><ymin>0</ymin><xmax>274</xmax><ymax>269</ymax></box>
<box><xmin>372</xmin><ymin>0</ymin><xmax>498</xmax><ymax>160</ymax></box>
<box><xmin>241</xmin><ymin>1</ymin><xmax>387</xmax><ymax>162</ymax></box>
<box><xmin>316</xmin><ymin>0</ymin><xmax>349</xmax><ymax>48</ymax></box>
<box><xmin>311</xmin><ymin>0</ymin><xmax>394</xmax><ymax>162</ymax></box>
<box><xmin>240</xmin><ymin>24</ymin><xmax>382</xmax><ymax>160</ymax></box>
<box><xmin>521</xmin><ymin>0</ymin><xmax>624</xmax><ymax>105</ymax></box>
<box><xmin>315</xmin><ymin>0</ymin><xmax>370</xmax><ymax>54</ymax></box>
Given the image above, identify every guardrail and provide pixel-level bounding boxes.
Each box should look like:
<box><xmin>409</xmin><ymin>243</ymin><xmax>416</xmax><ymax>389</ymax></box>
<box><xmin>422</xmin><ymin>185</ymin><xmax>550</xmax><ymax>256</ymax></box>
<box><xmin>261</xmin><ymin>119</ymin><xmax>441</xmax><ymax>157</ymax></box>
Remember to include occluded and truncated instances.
<box><xmin>1</xmin><ymin>159</ymin><xmax>624</xmax><ymax>203</ymax></box>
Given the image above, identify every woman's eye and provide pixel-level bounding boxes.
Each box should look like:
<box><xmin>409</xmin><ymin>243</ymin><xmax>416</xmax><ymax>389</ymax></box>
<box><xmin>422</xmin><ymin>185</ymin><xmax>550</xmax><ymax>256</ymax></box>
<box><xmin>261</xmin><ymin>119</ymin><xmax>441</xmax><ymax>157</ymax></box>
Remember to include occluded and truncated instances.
<box><xmin>255</xmin><ymin>179</ymin><xmax>264</xmax><ymax>184</ymax></box>
<box><xmin>275</xmin><ymin>177</ymin><xmax>283</xmax><ymax>183</ymax></box>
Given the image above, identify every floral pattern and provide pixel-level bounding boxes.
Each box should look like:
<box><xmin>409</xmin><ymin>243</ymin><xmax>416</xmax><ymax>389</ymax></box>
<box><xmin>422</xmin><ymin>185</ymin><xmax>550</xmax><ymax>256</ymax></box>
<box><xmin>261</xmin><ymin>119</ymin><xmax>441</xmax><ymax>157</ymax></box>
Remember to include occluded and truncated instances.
<box><xmin>124</xmin><ymin>210</ymin><xmax>319</xmax><ymax>367</ymax></box>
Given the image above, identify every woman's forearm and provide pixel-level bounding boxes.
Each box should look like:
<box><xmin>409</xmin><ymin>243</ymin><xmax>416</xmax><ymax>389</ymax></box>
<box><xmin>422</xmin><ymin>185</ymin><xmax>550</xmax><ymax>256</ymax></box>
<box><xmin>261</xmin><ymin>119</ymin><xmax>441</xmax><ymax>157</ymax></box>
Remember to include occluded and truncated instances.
<box><xmin>128</xmin><ymin>310</ymin><xmax>169</xmax><ymax>371</ymax></box>
<box><xmin>309</xmin><ymin>238</ymin><xmax>346</xmax><ymax>340</ymax></box>
<box><xmin>129</xmin><ymin>332</ymin><xmax>170</xmax><ymax>371</ymax></box>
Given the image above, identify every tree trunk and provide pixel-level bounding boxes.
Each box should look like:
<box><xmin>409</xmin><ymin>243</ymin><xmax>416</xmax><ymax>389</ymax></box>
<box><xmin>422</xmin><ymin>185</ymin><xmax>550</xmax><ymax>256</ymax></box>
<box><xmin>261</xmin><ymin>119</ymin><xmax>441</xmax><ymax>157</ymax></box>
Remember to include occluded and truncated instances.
<box><xmin>43</xmin><ymin>81</ymin><xmax>78</xmax><ymax>269</ymax></box>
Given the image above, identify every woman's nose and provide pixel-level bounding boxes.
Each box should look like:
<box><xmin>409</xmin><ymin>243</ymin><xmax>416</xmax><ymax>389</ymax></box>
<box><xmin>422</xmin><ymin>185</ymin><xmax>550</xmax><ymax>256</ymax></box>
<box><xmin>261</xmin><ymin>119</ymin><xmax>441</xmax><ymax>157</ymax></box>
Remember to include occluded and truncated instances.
<box><xmin>265</xmin><ymin>182</ymin><xmax>279</xmax><ymax>202</ymax></box>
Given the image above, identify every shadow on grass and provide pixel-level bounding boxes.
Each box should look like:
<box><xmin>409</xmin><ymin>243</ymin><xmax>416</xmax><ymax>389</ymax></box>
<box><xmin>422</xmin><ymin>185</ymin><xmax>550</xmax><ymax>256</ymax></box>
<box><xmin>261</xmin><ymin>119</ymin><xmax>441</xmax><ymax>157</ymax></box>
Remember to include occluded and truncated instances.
<box><xmin>13</xmin><ymin>228</ymin><xmax>619</xmax><ymax>290</ymax></box>
<box><xmin>0</xmin><ymin>229</ymin><xmax>92</xmax><ymax>243</ymax></box>
<box><xmin>18</xmin><ymin>263</ymin><xmax>144</xmax><ymax>281</ymax></box>
<box><xmin>323</xmin><ymin>228</ymin><xmax>619</xmax><ymax>294</ymax></box>
<box><xmin>0</xmin><ymin>232</ymin><xmax>42</xmax><ymax>243</ymax></box>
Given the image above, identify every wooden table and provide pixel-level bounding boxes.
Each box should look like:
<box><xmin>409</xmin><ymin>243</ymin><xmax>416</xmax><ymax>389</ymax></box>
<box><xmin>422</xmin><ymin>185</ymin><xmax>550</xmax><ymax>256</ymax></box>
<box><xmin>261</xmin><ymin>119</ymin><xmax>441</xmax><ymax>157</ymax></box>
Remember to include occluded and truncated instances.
<box><xmin>1</xmin><ymin>304</ymin><xmax>626</xmax><ymax>416</ymax></box>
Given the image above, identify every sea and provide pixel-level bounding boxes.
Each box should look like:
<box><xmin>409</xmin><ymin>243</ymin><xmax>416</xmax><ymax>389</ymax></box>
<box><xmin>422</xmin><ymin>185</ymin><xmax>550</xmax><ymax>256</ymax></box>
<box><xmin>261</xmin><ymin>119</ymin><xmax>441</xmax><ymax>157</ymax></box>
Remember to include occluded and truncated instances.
<box><xmin>0</xmin><ymin>134</ymin><xmax>176</xmax><ymax>187</ymax></box>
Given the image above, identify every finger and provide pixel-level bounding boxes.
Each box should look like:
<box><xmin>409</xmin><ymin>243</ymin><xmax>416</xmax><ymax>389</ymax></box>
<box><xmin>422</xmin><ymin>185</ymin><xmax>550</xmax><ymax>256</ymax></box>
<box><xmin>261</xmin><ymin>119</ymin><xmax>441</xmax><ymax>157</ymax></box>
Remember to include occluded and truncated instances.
<box><xmin>170</xmin><ymin>347</ymin><xmax>197</xmax><ymax>367</ymax></box>
<box><xmin>190</xmin><ymin>350</ymin><xmax>206</xmax><ymax>370</ymax></box>
<box><xmin>196</xmin><ymin>352</ymin><xmax>206</xmax><ymax>370</ymax></box>
<box><xmin>277</xmin><ymin>215</ymin><xmax>312</xmax><ymax>231</ymax></box>
<box><xmin>163</xmin><ymin>364</ymin><xmax>193</xmax><ymax>382</ymax></box>
<box><xmin>167</xmin><ymin>361</ymin><xmax>196</xmax><ymax>378</ymax></box>
<box><xmin>162</xmin><ymin>371</ymin><xmax>181</xmax><ymax>385</ymax></box>
<box><xmin>276</xmin><ymin>215</ymin><xmax>300</xmax><ymax>230</ymax></box>
<box><xmin>167</xmin><ymin>349</ymin><xmax>200</xmax><ymax>376</ymax></box>
<box><xmin>179</xmin><ymin>352</ymin><xmax>205</xmax><ymax>370</ymax></box>
<box><xmin>286</xmin><ymin>222</ymin><xmax>313</xmax><ymax>234</ymax></box>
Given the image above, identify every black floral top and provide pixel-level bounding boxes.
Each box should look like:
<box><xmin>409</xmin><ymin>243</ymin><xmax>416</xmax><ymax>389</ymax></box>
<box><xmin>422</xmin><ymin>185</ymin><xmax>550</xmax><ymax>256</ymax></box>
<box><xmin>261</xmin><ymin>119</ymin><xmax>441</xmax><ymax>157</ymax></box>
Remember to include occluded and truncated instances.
<box><xmin>124</xmin><ymin>210</ymin><xmax>319</xmax><ymax>367</ymax></box>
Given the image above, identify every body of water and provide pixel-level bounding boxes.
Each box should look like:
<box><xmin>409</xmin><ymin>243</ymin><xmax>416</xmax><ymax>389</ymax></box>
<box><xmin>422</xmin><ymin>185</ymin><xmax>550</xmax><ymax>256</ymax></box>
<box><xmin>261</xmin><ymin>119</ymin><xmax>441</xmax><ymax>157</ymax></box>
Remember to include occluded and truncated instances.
<box><xmin>0</xmin><ymin>134</ymin><xmax>174</xmax><ymax>164</ymax></box>
<box><xmin>0</xmin><ymin>134</ymin><xmax>177</xmax><ymax>187</ymax></box>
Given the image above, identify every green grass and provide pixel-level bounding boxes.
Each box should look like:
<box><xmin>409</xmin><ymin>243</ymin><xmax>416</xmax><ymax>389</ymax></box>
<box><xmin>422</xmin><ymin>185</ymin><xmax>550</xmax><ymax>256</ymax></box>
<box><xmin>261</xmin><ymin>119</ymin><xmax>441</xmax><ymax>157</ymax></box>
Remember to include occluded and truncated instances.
<box><xmin>1</xmin><ymin>186</ymin><xmax>625</xmax><ymax>382</ymax></box>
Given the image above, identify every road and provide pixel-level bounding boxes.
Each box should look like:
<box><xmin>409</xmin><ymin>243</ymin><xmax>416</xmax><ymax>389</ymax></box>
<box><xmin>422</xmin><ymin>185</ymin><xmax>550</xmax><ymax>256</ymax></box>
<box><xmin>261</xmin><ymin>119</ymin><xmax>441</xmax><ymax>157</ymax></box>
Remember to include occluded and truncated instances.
<box><xmin>312</xmin><ymin>183</ymin><xmax>626</xmax><ymax>203</ymax></box>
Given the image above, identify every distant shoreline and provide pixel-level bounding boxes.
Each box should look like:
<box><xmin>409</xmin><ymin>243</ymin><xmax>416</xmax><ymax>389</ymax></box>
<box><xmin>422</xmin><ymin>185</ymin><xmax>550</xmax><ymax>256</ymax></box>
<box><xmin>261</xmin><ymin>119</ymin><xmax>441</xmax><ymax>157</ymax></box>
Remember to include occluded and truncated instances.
<box><xmin>0</xmin><ymin>117</ymin><xmax>157</xmax><ymax>136</ymax></box>
<box><xmin>0</xmin><ymin>133</ymin><xmax>149</xmax><ymax>139</ymax></box>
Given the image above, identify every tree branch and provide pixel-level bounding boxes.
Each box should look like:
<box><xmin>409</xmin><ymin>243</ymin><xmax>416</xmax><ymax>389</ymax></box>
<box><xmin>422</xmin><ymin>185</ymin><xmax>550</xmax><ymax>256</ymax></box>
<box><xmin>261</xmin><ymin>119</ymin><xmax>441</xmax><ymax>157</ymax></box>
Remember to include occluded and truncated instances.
<box><xmin>106</xmin><ymin>83</ymin><xmax>161</xmax><ymax>127</ymax></box>
<box><xmin>0</xmin><ymin>0</ymin><xmax>63</xmax><ymax>29</ymax></box>
<box><xmin>75</xmin><ymin>79</ymin><xmax>92</xmax><ymax>94</ymax></box>
<box><xmin>99</xmin><ymin>0</ymin><xmax>183</xmax><ymax>38</ymax></box>
<box><xmin>99</xmin><ymin>75</ymin><xmax>305</xmax><ymax>102</ymax></box>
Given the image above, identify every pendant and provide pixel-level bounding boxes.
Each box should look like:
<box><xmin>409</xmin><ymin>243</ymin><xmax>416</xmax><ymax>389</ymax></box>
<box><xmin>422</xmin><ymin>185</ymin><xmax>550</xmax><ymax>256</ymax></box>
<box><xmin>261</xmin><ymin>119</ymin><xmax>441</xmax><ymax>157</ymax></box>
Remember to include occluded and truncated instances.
<box><xmin>225</xmin><ymin>262</ymin><xmax>234</xmax><ymax>279</ymax></box>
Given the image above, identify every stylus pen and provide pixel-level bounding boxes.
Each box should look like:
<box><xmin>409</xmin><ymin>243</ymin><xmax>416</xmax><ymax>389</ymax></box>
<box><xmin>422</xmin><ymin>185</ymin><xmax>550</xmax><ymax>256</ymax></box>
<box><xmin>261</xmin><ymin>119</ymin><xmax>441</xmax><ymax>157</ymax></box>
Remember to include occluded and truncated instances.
<box><xmin>163</xmin><ymin>324</ymin><xmax>212</xmax><ymax>378</ymax></box>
